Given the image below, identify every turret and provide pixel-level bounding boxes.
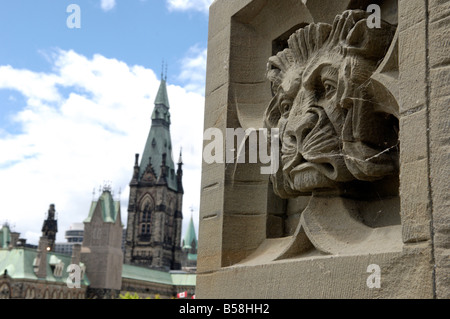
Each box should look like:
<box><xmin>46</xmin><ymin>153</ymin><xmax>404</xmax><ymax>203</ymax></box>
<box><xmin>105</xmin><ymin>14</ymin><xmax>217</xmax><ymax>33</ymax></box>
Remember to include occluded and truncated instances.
<box><xmin>124</xmin><ymin>73</ymin><xmax>184</xmax><ymax>271</ymax></box>
<box><xmin>41</xmin><ymin>204</ymin><xmax>58</xmax><ymax>251</ymax></box>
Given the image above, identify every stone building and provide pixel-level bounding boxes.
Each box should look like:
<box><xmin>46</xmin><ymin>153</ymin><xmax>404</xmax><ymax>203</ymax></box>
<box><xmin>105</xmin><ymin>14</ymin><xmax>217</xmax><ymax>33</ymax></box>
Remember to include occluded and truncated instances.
<box><xmin>0</xmin><ymin>205</ymin><xmax>196</xmax><ymax>299</ymax></box>
<box><xmin>0</xmin><ymin>223</ymin><xmax>89</xmax><ymax>299</ymax></box>
<box><xmin>81</xmin><ymin>186</ymin><xmax>124</xmax><ymax>299</ymax></box>
<box><xmin>0</xmin><ymin>77</ymin><xmax>196</xmax><ymax>299</ymax></box>
<box><xmin>124</xmin><ymin>76</ymin><xmax>184</xmax><ymax>271</ymax></box>
<box><xmin>80</xmin><ymin>186</ymin><xmax>195</xmax><ymax>299</ymax></box>
<box><xmin>197</xmin><ymin>0</ymin><xmax>450</xmax><ymax>299</ymax></box>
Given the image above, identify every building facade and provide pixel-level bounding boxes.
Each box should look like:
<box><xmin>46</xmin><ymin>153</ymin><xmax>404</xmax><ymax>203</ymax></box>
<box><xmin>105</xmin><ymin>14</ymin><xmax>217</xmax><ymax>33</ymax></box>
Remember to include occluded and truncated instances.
<box><xmin>81</xmin><ymin>186</ymin><xmax>124</xmax><ymax>299</ymax></box>
<box><xmin>0</xmin><ymin>223</ymin><xmax>89</xmax><ymax>299</ymax></box>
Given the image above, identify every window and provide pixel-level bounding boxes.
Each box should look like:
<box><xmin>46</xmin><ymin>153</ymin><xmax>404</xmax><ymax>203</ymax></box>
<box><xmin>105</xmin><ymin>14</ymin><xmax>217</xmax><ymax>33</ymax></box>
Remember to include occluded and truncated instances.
<box><xmin>141</xmin><ymin>223</ymin><xmax>151</xmax><ymax>235</ymax></box>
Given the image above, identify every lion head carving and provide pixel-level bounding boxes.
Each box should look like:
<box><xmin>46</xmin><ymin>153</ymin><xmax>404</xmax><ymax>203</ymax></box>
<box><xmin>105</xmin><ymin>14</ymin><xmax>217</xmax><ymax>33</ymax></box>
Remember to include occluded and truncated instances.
<box><xmin>265</xmin><ymin>10</ymin><xmax>398</xmax><ymax>198</ymax></box>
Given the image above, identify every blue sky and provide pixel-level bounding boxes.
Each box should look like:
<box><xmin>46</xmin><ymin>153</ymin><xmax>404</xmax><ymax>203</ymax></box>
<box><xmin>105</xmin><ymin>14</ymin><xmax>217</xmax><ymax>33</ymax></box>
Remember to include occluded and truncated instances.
<box><xmin>0</xmin><ymin>0</ymin><xmax>212</xmax><ymax>244</ymax></box>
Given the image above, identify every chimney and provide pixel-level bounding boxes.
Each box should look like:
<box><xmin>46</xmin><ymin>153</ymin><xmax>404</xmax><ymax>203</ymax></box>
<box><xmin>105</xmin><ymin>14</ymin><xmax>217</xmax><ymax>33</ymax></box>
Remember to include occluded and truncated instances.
<box><xmin>9</xmin><ymin>232</ymin><xmax>20</xmax><ymax>249</ymax></box>
<box><xmin>34</xmin><ymin>236</ymin><xmax>49</xmax><ymax>279</ymax></box>
<box><xmin>71</xmin><ymin>244</ymin><xmax>81</xmax><ymax>265</ymax></box>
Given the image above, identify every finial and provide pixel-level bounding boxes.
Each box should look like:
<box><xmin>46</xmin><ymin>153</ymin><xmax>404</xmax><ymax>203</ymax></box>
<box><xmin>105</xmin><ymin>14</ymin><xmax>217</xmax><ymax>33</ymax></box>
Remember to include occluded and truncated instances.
<box><xmin>48</xmin><ymin>204</ymin><xmax>55</xmax><ymax>219</ymax></box>
<box><xmin>178</xmin><ymin>147</ymin><xmax>183</xmax><ymax>164</ymax></box>
<box><xmin>161</xmin><ymin>59</ymin><xmax>168</xmax><ymax>81</ymax></box>
<box><xmin>102</xmin><ymin>180</ymin><xmax>112</xmax><ymax>193</ymax></box>
<box><xmin>165</xmin><ymin>63</ymin><xmax>168</xmax><ymax>81</ymax></box>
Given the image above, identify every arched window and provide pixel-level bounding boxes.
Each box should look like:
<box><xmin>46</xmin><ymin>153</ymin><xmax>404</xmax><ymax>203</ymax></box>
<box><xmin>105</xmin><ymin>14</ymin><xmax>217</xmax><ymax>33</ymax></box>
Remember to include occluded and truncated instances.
<box><xmin>139</xmin><ymin>197</ymin><xmax>154</xmax><ymax>239</ymax></box>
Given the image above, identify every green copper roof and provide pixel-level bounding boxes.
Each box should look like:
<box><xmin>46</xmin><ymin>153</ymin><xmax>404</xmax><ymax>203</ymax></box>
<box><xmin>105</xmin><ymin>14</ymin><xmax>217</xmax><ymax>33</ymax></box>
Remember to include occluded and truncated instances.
<box><xmin>84</xmin><ymin>190</ymin><xmax>121</xmax><ymax>224</ymax></box>
<box><xmin>171</xmin><ymin>273</ymin><xmax>197</xmax><ymax>286</ymax></box>
<box><xmin>139</xmin><ymin>79</ymin><xmax>178</xmax><ymax>191</ymax></box>
<box><xmin>122</xmin><ymin>264</ymin><xmax>173</xmax><ymax>285</ymax></box>
<box><xmin>0</xmin><ymin>247</ymin><xmax>89</xmax><ymax>285</ymax></box>
<box><xmin>121</xmin><ymin>264</ymin><xmax>196</xmax><ymax>287</ymax></box>
<box><xmin>182</xmin><ymin>215</ymin><xmax>198</xmax><ymax>250</ymax></box>
<box><xmin>154</xmin><ymin>79</ymin><xmax>170</xmax><ymax>108</ymax></box>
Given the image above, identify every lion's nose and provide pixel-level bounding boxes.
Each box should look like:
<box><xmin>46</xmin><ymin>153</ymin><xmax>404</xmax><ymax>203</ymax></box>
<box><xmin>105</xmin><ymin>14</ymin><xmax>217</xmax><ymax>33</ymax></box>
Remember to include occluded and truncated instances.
<box><xmin>285</xmin><ymin>111</ymin><xmax>319</xmax><ymax>153</ymax></box>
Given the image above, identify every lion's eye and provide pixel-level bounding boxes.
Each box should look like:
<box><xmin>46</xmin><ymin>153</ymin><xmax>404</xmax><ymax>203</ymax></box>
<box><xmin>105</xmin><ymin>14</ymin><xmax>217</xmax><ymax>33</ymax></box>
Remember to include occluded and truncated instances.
<box><xmin>280</xmin><ymin>99</ymin><xmax>292</xmax><ymax>116</ymax></box>
<box><xmin>323</xmin><ymin>81</ymin><xmax>336</xmax><ymax>98</ymax></box>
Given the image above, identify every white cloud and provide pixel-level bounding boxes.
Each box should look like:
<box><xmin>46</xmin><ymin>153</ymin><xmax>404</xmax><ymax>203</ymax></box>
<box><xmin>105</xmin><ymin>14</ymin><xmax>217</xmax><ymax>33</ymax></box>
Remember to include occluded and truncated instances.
<box><xmin>101</xmin><ymin>0</ymin><xmax>116</xmax><ymax>11</ymax></box>
<box><xmin>178</xmin><ymin>45</ymin><xmax>207</xmax><ymax>95</ymax></box>
<box><xmin>0</xmin><ymin>49</ymin><xmax>204</xmax><ymax>245</ymax></box>
<box><xmin>0</xmin><ymin>65</ymin><xmax>61</xmax><ymax>103</ymax></box>
<box><xmin>166</xmin><ymin>0</ymin><xmax>214</xmax><ymax>13</ymax></box>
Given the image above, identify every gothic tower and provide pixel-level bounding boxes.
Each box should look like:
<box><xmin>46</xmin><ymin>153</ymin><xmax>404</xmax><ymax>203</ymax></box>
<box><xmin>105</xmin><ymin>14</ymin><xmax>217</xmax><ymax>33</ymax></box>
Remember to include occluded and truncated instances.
<box><xmin>81</xmin><ymin>186</ymin><xmax>123</xmax><ymax>299</ymax></box>
<box><xmin>41</xmin><ymin>204</ymin><xmax>58</xmax><ymax>251</ymax></box>
<box><xmin>124</xmin><ymin>76</ymin><xmax>183</xmax><ymax>271</ymax></box>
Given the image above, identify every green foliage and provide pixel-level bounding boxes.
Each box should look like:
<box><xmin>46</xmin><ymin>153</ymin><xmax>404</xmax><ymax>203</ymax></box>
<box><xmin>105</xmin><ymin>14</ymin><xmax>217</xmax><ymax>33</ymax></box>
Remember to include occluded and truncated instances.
<box><xmin>119</xmin><ymin>292</ymin><xmax>154</xmax><ymax>299</ymax></box>
<box><xmin>119</xmin><ymin>292</ymin><xmax>141</xmax><ymax>299</ymax></box>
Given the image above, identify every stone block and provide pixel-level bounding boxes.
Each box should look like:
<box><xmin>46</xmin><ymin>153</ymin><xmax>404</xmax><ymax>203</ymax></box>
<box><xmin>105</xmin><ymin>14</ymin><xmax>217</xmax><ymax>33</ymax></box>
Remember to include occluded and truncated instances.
<box><xmin>207</xmin><ymin>0</ymin><xmax>252</xmax><ymax>41</ymax></box>
<box><xmin>430</xmin><ymin>66</ymin><xmax>450</xmax><ymax>99</ymax></box>
<box><xmin>224</xmin><ymin>181</ymin><xmax>270</xmax><ymax>215</ymax></box>
<box><xmin>399</xmin><ymin>21</ymin><xmax>427</xmax><ymax>113</ymax></box>
<box><xmin>222</xmin><ymin>214</ymin><xmax>266</xmax><ymax>267</ymax></box>
<box><xmin>197</xmin><ymin>214</ymin><xmax>223</xmax><ymax>273</ymax></box>
<box><xmin>398</xmin><ymin>0</ymin><xmax>426</xmax><ymax>32</ymax></box>
<box><xmin>429</xmin><ymin>0</ymin><xmax>450</xmax><ymax>23</ymax></box>
<box><xmin>429</xmin><ymin>16</ymin><xmax>450</xmax><ymax>69</ymax></box>
<box><xmin>429</xmin><ymin>91</ymin><xmax>450</xmax><ymax>298</ymax></box>
<box><xmin>400</xmin><ymin>108</ymin><xmax>428</xmax><ymax>164</ymax></box>
<box><xmin>205</xmin><ymin>26</ymin><xmax>231</xmax><ymax>97</ymax></box>
<box><xmin>400</xmin><ymin>159</ymin><xmax>431</xmax><ymax>243</ymax></box>
<box><xmin>196</xmin><ymin>248</ymin><xmax>433</xmax><ymax>298</ymax></box>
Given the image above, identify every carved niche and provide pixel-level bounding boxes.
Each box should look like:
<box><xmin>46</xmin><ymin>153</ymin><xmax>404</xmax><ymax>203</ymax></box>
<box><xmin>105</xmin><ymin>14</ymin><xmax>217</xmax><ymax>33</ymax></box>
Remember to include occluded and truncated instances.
<box><xmin>246</xmin><ymin>10</ymin><xmax>402</xmax><ymax>261</ymax></box>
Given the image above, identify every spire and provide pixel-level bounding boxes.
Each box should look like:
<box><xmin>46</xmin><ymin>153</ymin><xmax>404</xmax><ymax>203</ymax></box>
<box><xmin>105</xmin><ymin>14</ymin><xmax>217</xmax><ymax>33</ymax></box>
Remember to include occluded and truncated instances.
<box><xmin>178</xmin><ymin>148</ymin><xmax>183</xmax><ymax>165</ymax></box>
<box><xmin>154</xmin><ymin>80</ymin><xmax>170</xmax><ymax>108</ymax></box>
<box><xmin>154</xmin><ymin>61</ymin><xmax>170</xmax><ymax>109</ymax></box>
<box><xmin>177</xmin><ymin>148</ymin><xmax>183</xmax><ymax>194</ymax></box>
<box><xmin>182</xmin><ymin>210</ymin><xmax>197</xmax><ymax>252</ymax></box>
<box><xmin>156</xmin><ymin>153</ymin><xmax>168</xmax><ymax>186</ymax></box>
<box><xmin>130</xmin><ymin>153</ymin><xmax>140</xmax><ymax>185</ymax></box>
<box><xmin>41</xmin><ymin>204</ymin><xmax>58</xmax><ymax>251</ymax></box>
<box><xmin>138</xmin><ymin>74</ymin><xmax>178</xmax><ymax>191</ymax></box>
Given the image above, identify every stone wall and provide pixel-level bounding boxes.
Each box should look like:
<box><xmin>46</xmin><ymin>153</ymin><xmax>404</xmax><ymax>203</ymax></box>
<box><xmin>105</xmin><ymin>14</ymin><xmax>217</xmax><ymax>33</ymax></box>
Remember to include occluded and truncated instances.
<box><xmin>197</xmin><ymin>0</ymin><xmax>449</xmax><ymax>299</ymax></box>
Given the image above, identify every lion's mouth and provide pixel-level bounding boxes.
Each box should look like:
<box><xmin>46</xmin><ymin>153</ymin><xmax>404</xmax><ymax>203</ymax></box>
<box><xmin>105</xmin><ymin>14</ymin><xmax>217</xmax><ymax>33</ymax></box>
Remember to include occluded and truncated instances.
<box><xmin>281</xmin><ymin>107</ymin><xmax>354</xmax><ymax>190</ymax></box>
<box><xmin>289</xmin><ymin>162</ymin><xmax>336</xmax><ymax>177</ymax></box>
